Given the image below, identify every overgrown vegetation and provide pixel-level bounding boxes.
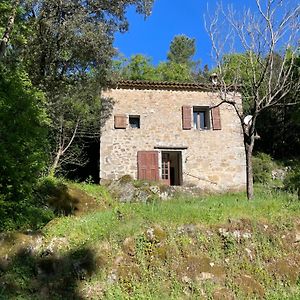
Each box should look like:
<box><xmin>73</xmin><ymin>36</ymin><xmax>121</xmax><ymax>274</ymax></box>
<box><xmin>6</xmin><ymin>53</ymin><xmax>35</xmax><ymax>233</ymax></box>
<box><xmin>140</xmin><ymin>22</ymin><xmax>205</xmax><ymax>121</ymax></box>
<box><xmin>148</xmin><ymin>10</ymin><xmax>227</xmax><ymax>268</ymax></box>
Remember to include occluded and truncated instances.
<box><xmin>0</xmin><ymin>0</ymin><xmax>154</xmax><ymax>228</ymax></box>
<box><xmin>114</xmin><ymin>35</ymin><xmax>208</xmax><ymax>83</ymax></box>
<box><xmin>1</xmin><ymin>183</ymin><xmax>300</xmax><ymax>299</ymax></box>
<box><xmin>0</xmin><ymin>65</ymin><xmax>50</xmax><ymax>231</ymax></box>
<box><xmin>252</xmin><ymin>152</ymin><xmax>276</xmax><ymax>184</ymax></box>
<box><xmin>284</xmin><ymin>162</ymin><xmax>300</xmax><ymax>198</ymax></box>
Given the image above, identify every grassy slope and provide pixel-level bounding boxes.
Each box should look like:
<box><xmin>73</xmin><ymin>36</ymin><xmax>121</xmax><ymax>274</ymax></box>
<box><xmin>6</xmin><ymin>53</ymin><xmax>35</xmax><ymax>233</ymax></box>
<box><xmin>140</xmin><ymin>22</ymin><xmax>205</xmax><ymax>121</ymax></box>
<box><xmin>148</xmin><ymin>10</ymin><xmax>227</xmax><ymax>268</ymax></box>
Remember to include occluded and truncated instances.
<box><xmin>1</xmin><ymin>183</ymin><xmax>300</xmax><ymax>299</ymax></box>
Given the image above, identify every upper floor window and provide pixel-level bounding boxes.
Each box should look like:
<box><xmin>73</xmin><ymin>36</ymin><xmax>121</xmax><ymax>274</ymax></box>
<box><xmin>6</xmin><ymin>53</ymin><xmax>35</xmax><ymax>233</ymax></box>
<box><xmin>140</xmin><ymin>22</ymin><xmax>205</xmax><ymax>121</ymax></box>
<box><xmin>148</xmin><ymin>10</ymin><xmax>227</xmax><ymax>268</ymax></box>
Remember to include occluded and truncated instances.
<box><xmin>193</xmin><ymin>107</ymin><xmax>210</xmax><ymax>130</ymax></box>
<box><xmin>129</xmin><ymin>115</ymin><xmax>140</xmax><ymax>128</ymax></box>
<box><xmin>114</xmin><ymin>114</ymin><xmax>141</xmax><ymax>129</ymax></box>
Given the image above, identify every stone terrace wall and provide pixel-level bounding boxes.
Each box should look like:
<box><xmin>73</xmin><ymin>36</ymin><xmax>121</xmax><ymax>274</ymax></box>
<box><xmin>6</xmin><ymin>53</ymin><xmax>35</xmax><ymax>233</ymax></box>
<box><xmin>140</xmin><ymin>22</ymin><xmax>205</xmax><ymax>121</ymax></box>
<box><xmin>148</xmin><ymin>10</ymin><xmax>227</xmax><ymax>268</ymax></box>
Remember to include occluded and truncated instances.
<box><xmin>100</xmin><ymin>86</ymin><xmax>246</xmax><ymax>192</ymax></box>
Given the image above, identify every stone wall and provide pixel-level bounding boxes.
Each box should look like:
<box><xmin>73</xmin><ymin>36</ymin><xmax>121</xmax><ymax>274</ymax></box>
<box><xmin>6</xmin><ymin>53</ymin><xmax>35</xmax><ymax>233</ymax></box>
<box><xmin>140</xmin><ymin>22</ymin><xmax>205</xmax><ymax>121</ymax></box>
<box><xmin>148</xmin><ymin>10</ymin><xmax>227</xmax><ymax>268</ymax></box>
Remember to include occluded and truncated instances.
<box><xmin>100</xmin><ymin>86</ymin><xmax>246</xmax><ymax>192</ymax></box>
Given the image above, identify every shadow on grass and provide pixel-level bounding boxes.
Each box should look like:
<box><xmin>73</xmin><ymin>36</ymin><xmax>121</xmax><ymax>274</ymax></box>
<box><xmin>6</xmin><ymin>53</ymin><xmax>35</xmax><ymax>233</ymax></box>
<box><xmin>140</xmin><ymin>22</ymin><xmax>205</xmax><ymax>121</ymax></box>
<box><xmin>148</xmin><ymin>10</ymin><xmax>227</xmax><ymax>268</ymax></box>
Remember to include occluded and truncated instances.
<box><xmin>0</xmin><ymin>246</ymin><xmax>97</xmax><ymax>299</ymax></box>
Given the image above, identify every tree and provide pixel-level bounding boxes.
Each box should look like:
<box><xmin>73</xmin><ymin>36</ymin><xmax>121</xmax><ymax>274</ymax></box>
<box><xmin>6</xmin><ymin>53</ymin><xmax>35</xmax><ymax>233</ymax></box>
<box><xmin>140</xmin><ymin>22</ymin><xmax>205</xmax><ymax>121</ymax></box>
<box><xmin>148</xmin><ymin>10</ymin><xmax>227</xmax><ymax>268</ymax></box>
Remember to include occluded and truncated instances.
<box><xmin>9</xmin><ymin>0</ymin><xmax>154</xmax><ymax>175</ymax></box>
<box><xmin>156</xmin><ymin>61</ymin><xmax>193</xmax><ymax>82</ymax></box>
<box><xmin>256</xmin><ymin>51</ymin><xmax>300</xmax><ymax>158</ymax></box>
<box><xmin>121</xmin><ymin>54</ymin><xmax>157</xmax><ymax>81</ymax></box>
<box><xmin>167</xmin><ymin>35</ymin><xmax>196</xmax><ymax>65</ymax></box>
<box><xmin>0</xmin><ymin>65</ymin><xmax>48</xmax><ymax>218</ymax></box>
<box><xmin>117</xmin><ymin>53</ymin><xmax>195</xmax><ymax>82</ymax></box>
<box><xmin>0</xmin><ymin>0</ymin><xmax>20</xmax><ymax>59</ymax></box>
<box><xmin>206</xmin><ymin>0</ymin><xmax>300</xmax><ymax>199</ymax></box>
<box><xmin>166</xmin><ymin>34</ymin><xmax>201</xmax><ymax>81</ymax></box>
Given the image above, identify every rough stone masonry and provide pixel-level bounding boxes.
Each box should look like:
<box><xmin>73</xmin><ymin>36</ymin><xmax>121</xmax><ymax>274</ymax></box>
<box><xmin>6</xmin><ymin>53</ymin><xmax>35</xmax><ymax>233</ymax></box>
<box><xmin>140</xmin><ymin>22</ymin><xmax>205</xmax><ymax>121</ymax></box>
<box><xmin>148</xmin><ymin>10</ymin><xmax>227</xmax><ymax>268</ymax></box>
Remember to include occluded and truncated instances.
<box><xmin>100</xmin><ymin>80</ymin><xmax>246</xmax><ymax>192</ymax></box>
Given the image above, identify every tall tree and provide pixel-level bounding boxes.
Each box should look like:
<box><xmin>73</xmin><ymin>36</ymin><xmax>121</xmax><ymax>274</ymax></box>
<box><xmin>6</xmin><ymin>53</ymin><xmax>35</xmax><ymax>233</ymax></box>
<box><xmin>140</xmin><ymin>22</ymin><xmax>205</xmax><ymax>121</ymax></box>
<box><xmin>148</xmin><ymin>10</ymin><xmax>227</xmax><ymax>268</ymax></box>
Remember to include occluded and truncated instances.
<box><xmin>0</xmin><ymin>65</ymin><xmax>48</xmax><ymax>215</ymax></box>
<box><xmin>0</xmin><ymin>0</ymin><xmax>20</xmax><ymax>59</ymax></box>
<box><xmin>14</xmin><ymin>0</ymin><xmax>154</xmax><ymax>175</ymax></box>
<box><xmin>206</xmin><ymin>0</ymin><xmax>300</xmax><ymax>199</ymax></box>
<box><xmin>167</xmin><ymin>35</ymin><xmax>196</xmax><ymax>65</ymax></box>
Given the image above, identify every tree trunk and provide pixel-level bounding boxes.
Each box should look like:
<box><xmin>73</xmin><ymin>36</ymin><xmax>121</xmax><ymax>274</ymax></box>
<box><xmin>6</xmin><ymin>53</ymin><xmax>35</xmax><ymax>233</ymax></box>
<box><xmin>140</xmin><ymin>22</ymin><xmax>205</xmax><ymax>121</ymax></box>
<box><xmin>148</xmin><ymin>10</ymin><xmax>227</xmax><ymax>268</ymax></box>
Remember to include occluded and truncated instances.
<box><xmin>0</xmin><ymin>1</ymin><xmax>20</xmax><ymax>59</ymax></box>
<box><xmin>245</xmin><ymin>135</ymin><xmax>255</xmax><ymax>200</ymax></box>
<box><xmin>49</xmin><ymin>149</ymin><xmax>62</xmax><ymax>176</ymax></box>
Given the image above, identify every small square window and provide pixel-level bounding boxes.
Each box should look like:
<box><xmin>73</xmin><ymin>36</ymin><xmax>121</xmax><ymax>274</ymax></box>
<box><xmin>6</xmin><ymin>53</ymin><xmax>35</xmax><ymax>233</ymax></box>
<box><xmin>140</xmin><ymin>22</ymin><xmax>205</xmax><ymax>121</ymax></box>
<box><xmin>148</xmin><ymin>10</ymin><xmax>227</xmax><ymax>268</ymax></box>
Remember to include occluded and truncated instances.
<box><xmin>129</xmin><ymin>115</ymin><xmax>140</xmax><ymax>129</ymax></box>
<box><xmin>193</xmin><ymin>107</ymin><xmax>210</xmax><ymax>130</ymax></box>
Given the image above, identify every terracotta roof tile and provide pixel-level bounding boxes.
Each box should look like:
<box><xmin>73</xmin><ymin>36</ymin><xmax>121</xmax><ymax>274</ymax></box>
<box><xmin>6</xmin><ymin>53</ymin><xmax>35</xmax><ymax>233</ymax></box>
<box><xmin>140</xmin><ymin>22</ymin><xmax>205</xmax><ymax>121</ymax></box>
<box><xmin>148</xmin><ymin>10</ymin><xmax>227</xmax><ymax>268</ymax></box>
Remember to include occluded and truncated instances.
<box><xmin>111</xmin><ymin>80</ymin><xmax>215</xmax><ymax>91</ymax></box>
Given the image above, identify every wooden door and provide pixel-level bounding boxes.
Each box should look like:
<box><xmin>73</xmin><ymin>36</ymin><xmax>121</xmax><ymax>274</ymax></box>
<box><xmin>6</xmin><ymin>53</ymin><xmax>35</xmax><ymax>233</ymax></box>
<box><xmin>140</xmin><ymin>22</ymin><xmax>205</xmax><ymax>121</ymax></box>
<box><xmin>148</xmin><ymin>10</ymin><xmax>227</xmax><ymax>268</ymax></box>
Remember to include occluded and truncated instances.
<box><xmin>161</xmin><ymin>153</ymin><xmax>171</xmax><ymax>185</ymax></box>
<box><xmin>137</xmin><ymin>151</ymin><xmax>159</xmax><ymax>181</ymax></box>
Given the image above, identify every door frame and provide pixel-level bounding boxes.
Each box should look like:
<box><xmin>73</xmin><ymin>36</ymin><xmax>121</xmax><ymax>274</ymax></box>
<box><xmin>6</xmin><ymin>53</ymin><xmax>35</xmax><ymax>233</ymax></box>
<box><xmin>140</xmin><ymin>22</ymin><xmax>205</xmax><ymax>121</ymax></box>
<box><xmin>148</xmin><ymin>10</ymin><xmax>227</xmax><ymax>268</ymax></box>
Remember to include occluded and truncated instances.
<box><xmin>160</xmin><ymin>150</ymin><xmax>183</xmax><ymax>186</ymax></box>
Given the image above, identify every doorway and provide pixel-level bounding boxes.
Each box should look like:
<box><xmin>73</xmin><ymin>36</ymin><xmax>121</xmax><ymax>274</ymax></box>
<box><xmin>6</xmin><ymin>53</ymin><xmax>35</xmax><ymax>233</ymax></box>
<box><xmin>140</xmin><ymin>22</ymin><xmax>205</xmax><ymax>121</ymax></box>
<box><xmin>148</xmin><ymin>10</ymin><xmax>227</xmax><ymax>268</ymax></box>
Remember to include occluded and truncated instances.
<box><xmin>161</xmin><ymin>151</ymin><xmax>182</xmax><ymax>186</ymax></box>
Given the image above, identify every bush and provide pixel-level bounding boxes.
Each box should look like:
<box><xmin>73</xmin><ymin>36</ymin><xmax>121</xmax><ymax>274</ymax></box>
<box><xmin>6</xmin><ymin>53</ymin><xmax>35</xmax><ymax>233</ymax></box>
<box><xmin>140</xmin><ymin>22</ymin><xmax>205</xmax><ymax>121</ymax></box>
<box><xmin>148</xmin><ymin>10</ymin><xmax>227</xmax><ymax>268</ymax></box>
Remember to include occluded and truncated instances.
<box><xmin>252</xmin><ymin>152</ymin><xmax>275</xmax><ymax>184</ymax></box>
<box><xmin>284</xmin><ymin>161</ymin><xmax>300</xmax><ymax>198</ymax></box>
<box><xmin>0</xmin><ymin>65</ymin><xmax>49</xmax><ymax>231</ymax></box>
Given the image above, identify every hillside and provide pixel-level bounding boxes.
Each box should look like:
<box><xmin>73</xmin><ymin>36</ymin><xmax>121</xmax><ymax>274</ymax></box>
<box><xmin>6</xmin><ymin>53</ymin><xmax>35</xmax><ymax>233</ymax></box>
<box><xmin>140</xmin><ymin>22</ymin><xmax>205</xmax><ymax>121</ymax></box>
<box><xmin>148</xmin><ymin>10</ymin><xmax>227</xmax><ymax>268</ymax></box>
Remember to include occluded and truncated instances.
<box><xmin>1</xmin><ymin>181</ymin><xmax>300</xmax><ymax>299</ymax></box>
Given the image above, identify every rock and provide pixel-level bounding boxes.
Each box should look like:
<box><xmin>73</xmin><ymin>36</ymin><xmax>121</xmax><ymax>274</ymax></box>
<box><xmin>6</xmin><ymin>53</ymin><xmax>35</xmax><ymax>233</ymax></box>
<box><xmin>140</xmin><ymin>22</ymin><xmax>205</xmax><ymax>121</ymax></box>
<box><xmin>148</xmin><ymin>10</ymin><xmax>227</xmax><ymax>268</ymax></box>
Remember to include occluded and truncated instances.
<box><xmin>122</xmin><ymin>237</ymin><xmax>136</xmax><ymax>256</ymax></box>
<box><xmin>107</xmin><ymin>270</ymin><xmax>118</xmax><ymax>284</ymax></box>
<box><xmin>197</xmin><ymin>272</ymin><xmax>214</xmax><ymax>281</ymax></box>
<box><xmin>245</xmin><ymin>247</ymin><xmax>254</xmax><ymax>260</ymax></box>
<box><xmin>181</xmin><ymin>275</ymin><xmax>192</xmax><ymax>284</ymax></box>
<box><xmin>145</xmin><ymin>225</ymin><xmax>167</xmax><ymax>243</ymax></box>
<box><xmin>108</xmin><ymin>176</ymin><xmax>212</xmax><ymax>203</ymax></box>
<box><xmin>271</xmin><ymin>168</ymin><xmax>288</xmax><ymax>180</ymax></box>
<box><xmin>295</xmin><ymin>233</ymin><xmax>300</xmax><ymax>243</ymax></box>
<box><xmin>42</xmin><ymin>237</ymin><xmax>69</xmax><ymax>255</ymax></box>
<box><xmin>218</xmin><ymin>228</ymin><xmax>251</xmax><ymax>241</ymax></box>
<box><xmin>177</xmin><ymin>224</ymin><xmax>197</xmax><ymax>236</ymax></box>
<box><xmin>149</xmin><ymin>185</ymin><xmax>160</xmax><ymax>194</ymax></box>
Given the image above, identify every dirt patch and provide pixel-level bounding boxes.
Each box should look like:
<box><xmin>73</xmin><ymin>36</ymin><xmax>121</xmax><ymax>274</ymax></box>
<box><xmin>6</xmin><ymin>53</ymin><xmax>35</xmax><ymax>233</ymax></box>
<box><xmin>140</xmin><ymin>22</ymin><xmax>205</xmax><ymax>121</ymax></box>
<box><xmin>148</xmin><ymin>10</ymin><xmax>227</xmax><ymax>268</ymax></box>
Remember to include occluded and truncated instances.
<box><xmin>176</xmin><ymin>255</ymin><xmax>225</xmax><ymax>283</ymax></box>
<box><xmin>235</xmin><ymin>274</ymin><xmax>265</xmax><ymax>298</ymax></box>
<box><xmin>269</xmin><ymin>258</ymin><xmax>300</xmax><ymax>284</ymax></box>
<box><xmin>112</xmin><ymin>255</ymin><xmax>141</xmax><ymax>283</ymax></box>
<box><xmin>122</xmin><ymin>237</ymin><xmax>136</xmax><ymax>257</ymax></box>
<box><xmin>213</xmin><ymin>287</ymin><xmax>235</xmax><ymax>300</ymax></box>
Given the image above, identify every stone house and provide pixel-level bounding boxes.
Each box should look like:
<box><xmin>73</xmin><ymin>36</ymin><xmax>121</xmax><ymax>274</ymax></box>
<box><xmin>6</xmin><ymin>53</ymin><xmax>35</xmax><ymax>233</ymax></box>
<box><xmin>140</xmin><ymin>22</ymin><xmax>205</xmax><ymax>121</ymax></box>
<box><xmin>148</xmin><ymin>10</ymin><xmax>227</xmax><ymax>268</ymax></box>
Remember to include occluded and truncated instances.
<box><xmin>100</xmin><ymin>80</ymin><xmax>246</xmax><ymax>192</ymax></box>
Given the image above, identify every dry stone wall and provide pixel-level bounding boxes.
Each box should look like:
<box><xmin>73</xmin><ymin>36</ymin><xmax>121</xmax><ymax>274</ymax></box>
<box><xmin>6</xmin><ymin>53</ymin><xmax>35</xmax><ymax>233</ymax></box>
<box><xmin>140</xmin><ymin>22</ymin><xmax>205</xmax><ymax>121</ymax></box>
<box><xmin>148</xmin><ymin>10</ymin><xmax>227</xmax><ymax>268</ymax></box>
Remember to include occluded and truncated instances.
<box><xmin>101</xmin><ymin>86</ymin><xmax>246</xmax><ymax>192</ymax></box>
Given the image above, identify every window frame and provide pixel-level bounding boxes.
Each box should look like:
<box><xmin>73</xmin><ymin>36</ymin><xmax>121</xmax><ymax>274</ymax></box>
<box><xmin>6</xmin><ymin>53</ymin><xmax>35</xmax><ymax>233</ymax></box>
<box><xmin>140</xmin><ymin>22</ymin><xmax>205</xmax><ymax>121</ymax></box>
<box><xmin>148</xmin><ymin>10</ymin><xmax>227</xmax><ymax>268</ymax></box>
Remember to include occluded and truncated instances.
<box><xmin>193</xmin><ymin>106</ymin><xmax>210</xmax><ymax>130</ymax></box>
<box><xmin>129</xmin><ymin>115</ymin><xmax>141</xmax><ymax>129</ymax></box>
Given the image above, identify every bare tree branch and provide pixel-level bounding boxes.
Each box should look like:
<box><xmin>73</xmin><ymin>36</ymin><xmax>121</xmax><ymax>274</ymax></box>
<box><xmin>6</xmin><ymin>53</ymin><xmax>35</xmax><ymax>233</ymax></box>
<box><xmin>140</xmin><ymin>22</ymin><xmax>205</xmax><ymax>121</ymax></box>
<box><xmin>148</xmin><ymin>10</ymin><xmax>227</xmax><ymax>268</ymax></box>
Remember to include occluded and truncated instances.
<box><xmin>205</xmin><ymin>0</ymin><xmax>300</xmax><ymax>199</ymax></box>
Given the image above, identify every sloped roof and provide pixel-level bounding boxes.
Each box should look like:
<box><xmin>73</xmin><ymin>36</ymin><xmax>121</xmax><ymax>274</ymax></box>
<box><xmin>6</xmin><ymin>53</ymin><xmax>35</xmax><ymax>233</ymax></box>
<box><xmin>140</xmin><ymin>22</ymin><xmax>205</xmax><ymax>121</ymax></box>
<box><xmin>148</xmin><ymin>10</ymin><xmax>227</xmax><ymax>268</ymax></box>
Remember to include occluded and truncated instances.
<box><xmin>111</xmin><ymin>80</ymin><xmax>215</xmax><ymax>92</ymax></box>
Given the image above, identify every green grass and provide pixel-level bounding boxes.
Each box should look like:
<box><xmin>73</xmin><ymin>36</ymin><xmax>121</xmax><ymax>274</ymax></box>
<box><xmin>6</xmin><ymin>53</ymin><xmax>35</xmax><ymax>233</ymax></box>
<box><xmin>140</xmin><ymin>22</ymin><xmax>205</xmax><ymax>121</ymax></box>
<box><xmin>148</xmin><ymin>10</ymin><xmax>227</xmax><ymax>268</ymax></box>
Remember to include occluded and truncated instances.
<box><xmin>1</xmin><ymin>183</ymin><xmax>300</xmax><ymax>299</ymax></box>
<box><xmin>44</xmin><ymin>184</ymin><xmax>299</xmax><ymax>245</ymax></box>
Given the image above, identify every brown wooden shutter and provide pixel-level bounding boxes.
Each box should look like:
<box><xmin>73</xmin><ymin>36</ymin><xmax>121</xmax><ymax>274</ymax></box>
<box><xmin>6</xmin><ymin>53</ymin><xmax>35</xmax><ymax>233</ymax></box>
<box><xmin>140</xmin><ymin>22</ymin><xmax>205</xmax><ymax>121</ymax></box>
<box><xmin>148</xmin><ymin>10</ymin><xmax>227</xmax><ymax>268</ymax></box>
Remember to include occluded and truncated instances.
<box><xmin>114</xmin><ymin>114</ymin><xmax>127</xmax><ymax>129</ymax></box>
<box><xmin>182</xmin><ymin>106</ymin><xmax>192</xmax><ymax>130</ymax></box>
<box><xmin>137</xmin><ymin>151</ymin><xmax>159</xmax><ymax>181</ymax></box>
<box><xmin>211</xmin><ymin>107</ymin><xmax>222</xmax><ymax>130</ymax></box>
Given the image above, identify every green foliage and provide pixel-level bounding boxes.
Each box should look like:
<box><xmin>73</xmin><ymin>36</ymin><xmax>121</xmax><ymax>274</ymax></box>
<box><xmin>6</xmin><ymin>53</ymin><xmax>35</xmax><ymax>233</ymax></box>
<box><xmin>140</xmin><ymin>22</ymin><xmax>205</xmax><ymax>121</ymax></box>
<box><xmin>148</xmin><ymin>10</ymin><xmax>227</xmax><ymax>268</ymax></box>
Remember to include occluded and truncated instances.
<box><xmin>167</xmin><ymin>35</ymin><xmax>196</xmax><ymax>65</ymax></box>
<box><xmin>284</xmin><ymin>161</ymin><xmax>300</xmax><ymax>195</ymax></box>
<box><xmin>156</xmin><ymin>61</ymin><xmax>194</xmax><ymax>82</ymax></box>
<box><xmin>44</xmin><ymin>184</ymin><xmax>299</xmax><ymax>243</ymax></box>
<box><xmin>0</xmin><ymin>0</ymin><xmax>155</xmax><ymax>175</ymax></box>
<box><xmin>119</xmin><ymin>54</ymin><xmax>195</xmax><ymax>82</ymax></box>
<box><xmin>0</xmin><ymin>65</ymin><xmax>50</xmax><ymax>231</ymax></box>
<box><xmin>116</xmin><ymin>34</ymin><xmax>201</xmax><ymax>83</ymax></box>
<box><xmin>121</xmin><ymin>54</ymin><xmax>157</xmax><ymax>80</ymax></box>
<box><xmin>1</xmin><ymin>183</ymin><xmax>300</xmax><ymax>298</ymax></box>
<box><xmin>252</xmin><ymin>153</ymin><xmax>275</xmax><ymax>184</ymax></box>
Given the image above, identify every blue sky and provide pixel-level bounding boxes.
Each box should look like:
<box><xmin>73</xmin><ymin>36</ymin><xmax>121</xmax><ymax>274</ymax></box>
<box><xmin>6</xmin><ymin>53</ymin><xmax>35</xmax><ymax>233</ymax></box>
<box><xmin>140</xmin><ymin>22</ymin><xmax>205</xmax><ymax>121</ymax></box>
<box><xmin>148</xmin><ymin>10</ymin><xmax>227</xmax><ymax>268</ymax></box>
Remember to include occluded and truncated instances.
<box><xmin>114</xmin><ymin>0</ymin><xmax>258</xmax><ymax>68</ymax></box>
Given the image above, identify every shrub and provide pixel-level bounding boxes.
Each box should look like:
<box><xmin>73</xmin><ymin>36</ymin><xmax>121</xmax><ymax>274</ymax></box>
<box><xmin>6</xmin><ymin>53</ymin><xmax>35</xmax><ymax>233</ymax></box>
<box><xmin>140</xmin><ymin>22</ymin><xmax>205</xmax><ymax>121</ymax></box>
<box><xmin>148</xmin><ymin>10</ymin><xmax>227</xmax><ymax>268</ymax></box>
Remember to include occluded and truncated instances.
<box><xmin>252</xmin><ymin>153</ymin><xmax>275</xmax><ymax>184</ymax></box>
<box><xmin>284</xmin><ymin>161</ymin><xmax>300</xmax><ymax>198</ymax></box>
<box><xmin>0</xmin><ymin>65</ymin><xmax>49</xmax><ymax>231</ymax></box>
